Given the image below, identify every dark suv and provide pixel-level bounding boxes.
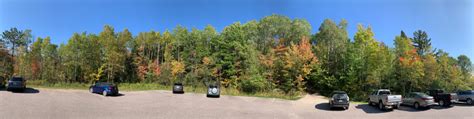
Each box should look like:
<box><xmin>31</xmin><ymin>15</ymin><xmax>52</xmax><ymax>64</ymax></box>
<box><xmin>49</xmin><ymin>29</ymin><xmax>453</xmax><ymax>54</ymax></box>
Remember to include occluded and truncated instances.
<box><xmin>427</xmin><ymin>89</ymin><xmax>453</xmax><ymax>107</ymax></box>
<box><xmin>0</xmin><ymin>76</ymin><xmax>5</xmax><ymax>88</ymax></box>
<box><xmin>329</xmin><ymin>91</ymin><xmax>350</xmax><ymax>110</ymax></box>
<box><xmin>207</xmin><ymin>84</ymin><xmax>220</xmax><ymax>98</ymax></box>
<box><xmin>7</xmin><ymin>77</ymin><xmax>26</xmax><ymax>91</ymax></box>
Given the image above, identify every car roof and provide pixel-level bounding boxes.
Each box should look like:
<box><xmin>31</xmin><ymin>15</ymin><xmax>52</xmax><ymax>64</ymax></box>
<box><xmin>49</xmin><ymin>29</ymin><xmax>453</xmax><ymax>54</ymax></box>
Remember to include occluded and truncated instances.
<box><xmin>96</xmin><ymin>82</ymin><xmax>114</xmax><ymax>85</ymax></box>
<box><xmin>332</xmin><ymin>91</ymin><xmax>347</xmax><ymax>94</ymax></box>
<box><xmin>411</xmin><ymin>92</ymin><xmax>425</xmax><ymax>95</ymax></box>
<box><xmin>10</xmin><ymin>77</ymin><xmax>24</xmax><ymax>80</ymax></box>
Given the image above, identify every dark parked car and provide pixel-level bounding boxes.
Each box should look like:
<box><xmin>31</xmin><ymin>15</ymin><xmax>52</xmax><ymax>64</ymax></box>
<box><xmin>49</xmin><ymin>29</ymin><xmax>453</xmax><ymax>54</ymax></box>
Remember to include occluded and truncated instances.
<box><xmin>207</xmin><ymin>84</ymin><xmax>220</xmax><ymax>98</ymax></box>
<box><xmin>329</xmin><ymin>91</ymin><xmax>350</xmax><ymax>110</ymax></box>
<box><xmin>427</xmin><ymin>89</ymin><xmax>453</xmax><ymax>107</ymax></box>
<box><xmin>7</xmin><ymin>77</ymin><xmax>26</xmax><ymax>91</ymax></box>
<box><xmin>402</xmin><ymin>92</ymin><xmax>436</xmax><ymax>109</ymax></box>
<box><xmin>0</xmin><ymin>76</ymin><xmax>5</xmax><ymax>88</ymax></box>
<box><xmin>456</xmin><ymin>90</ymin><xmax>474</xmax><ymax>105</ymax></box>
<box><xmin>89</xmin><ymin>82</ymin><xmax>119</xmax><ymax>96</ymax></box>
<box><xmin>172</xmin><ymin>83</ymin><xmax>184</xmax><ymax>94</ymax></box>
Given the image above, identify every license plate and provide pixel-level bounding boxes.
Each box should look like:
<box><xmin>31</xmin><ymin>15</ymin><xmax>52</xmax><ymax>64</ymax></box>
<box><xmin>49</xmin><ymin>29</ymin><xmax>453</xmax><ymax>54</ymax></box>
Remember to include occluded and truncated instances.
<box><xmin>338</xmin><ymin>100</ymin><xmax>342</xmax><ymax>102</ymax></box>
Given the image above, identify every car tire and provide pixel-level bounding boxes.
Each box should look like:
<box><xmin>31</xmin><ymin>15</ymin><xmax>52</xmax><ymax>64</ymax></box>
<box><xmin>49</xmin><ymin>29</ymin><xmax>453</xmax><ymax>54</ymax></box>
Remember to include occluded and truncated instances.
<box><xmin>414</xmin><ymin>102</ymin><xmax>420</xmax><ymax>110</ymax></box>
<box><xmin>393</xmin><ymin>104</ymin><xmax>399</xmax><ymax>109</ymax></box>
<box><xmin>102</xmin><ymin>90</ymin><xmax>107</xmax><ymax>96</ymax></box>
<box><xmin>467</xmin><ymin>98</ymin><xmax>473</xmax><ymax>105</ymax></box>
<box><xmin>343</xmin><ymin>106</ymin><xmax>348</xmax><ymax>110</ymax></box>
<box><xmin>439</xmin><ymin>100</ymin><xmax>445</xmax><ymax>107</ymax></box>
<box><xmin>378</xmin><ymin>101</ymin><xmax>384</xmax><ymax>110</ymax></box>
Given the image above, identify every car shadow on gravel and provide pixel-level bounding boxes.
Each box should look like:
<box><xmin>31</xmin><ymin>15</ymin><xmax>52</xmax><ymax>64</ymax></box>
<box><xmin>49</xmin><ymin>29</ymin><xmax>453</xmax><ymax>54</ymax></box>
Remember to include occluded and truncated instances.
<box><xmin>430</xmin><ymin>105</ymin><xmax>453</xmax><ymax>110</ymax></box>
<box><xmin>314</xmin><ymin>103</ymin><xmax>346</xmax><ymax>111</ymax></box>
<box><xmin>10</xmin><ymin>87</ymin><xmax>40</xmax><ymax>94</ymax></box>
<box><xmin>396</xmin><ymin>105</ymin><xmax>430</xmax><ymax>112</ymax></box>
<box><xmin>355</xmin><ymin>104</ymin><xmax>390</xmax><ymax>114</ymax></box>
<box><xmin>452</xmin><ymin>103</ymin><xmax>473</xmax><ymax>107</ymax></box>
<box><xmin>108</xmin><ymin>93</ymin><xmax>125</xmax><ymax>97</ymax></box>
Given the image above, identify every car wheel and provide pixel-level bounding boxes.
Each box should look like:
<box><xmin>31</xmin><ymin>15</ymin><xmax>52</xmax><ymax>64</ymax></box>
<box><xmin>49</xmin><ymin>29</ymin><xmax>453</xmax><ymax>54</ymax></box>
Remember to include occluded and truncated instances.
<box><xmin>343</xmin><ymin>106</ymin><xmax>348</xmax><ymax>110</ymax></box>
<box><xmin>414</xmin><ymin>102</ymin><xmax>420</xmax><ymax>110</ymax></box>
<box><xmin>393</xmin><ymin>104</ymin><xmax>399</xmax><ymax>109</ymax></box>
<box><xmin>467</xmin><ymin>99</ymin><xmax>473</xmax><ymax>105</ymax></box>
<box><xmin>439</xmin><ymin>100</ymin><xmax>445</xmax><ymax>107</ymax></box>
<box><xmin>378</xmin><ymin>101</ymin><xmax>384</xmax><ymax>110</ymax></box>
<box><xmin>102</xmin><ymin>90</ymin><xmax>107</xmax><ymax>96</ymax></box>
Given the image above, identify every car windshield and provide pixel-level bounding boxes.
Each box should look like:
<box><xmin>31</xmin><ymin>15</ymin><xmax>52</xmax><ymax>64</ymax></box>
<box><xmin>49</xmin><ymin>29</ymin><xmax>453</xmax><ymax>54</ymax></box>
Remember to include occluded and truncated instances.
<box><xmin>414</xmin><ymin>92</ymin><xmax>430</xmax><ymax>97</ymax></box>
<box><xmin>97</xmin><ymin>82</ymin><xmax>113</xmax><ymax>86</ymax></box>
<box><xmin>468</xmin><ymin>90</ymin><xmax>474</xmax><ymax>94</ymax></box>
<box><xmin>379</xmin><ymin>91</ymin><xmax>391</xmax><ymax>95</ymax></box>
<box><xmin>333</xmin><ymin>94</ymin><xmax>348</xmax><ymax>99</ymax></box>
<box><xmin>11</xmin><ymin>77</ymin><xmax>23</xmax><ymax>81</ymax></box>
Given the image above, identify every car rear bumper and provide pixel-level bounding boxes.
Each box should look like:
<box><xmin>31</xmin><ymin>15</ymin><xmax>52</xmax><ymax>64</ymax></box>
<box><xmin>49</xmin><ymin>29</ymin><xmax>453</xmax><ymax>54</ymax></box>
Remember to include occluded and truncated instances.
<box><xmin>331</xmin><ymin>103</ymin><xmax>349</xmax><ymax>107</ymax></box>
<box><xmin>173</xmin><ymin>85</ymin><xmax>184</xmax><ymax>93</ymax></box>
<box><xmin>105</xmin><ymin>90</ymin><xmax>119</xmax><ymax>95</ymax></box>
<box><xmin>383</xmin><ymin>102</ymin><xmax>402</xmax><ymax>109</ymax></box>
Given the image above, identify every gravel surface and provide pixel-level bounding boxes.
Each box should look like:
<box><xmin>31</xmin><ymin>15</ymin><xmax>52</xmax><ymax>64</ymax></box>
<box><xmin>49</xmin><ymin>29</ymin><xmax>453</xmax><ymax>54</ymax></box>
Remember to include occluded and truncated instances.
<box><xmin>0</xmin><ymin>87</ymin><xmax>473</xmax><ymax>119</ymax></box>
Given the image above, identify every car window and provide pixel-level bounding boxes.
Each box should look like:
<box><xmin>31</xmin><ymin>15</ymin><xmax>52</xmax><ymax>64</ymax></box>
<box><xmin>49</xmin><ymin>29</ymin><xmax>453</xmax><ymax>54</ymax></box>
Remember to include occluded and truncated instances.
<box><xmin>11</xmin><ymin>77</ymin><xmax>23</xmax><ymax>81</ymax></box>
<box><xmin>332</xmin><ymin>94</ymin><xmax>348</xmax><ymax>99</ymax></box>
<box><xmin>415</xmin><ymin>92</ymin><xmax>429</xmax><ymax>97</ymax></box>
<box><xmin>469</xmin><ymin>91</ymin><xmax>474</xmax><ymax>94</ymax></box>
<box><xmin>379</xmin><ymin>91</ymin><xmax>391</xmax><ymax>95</ymax></box>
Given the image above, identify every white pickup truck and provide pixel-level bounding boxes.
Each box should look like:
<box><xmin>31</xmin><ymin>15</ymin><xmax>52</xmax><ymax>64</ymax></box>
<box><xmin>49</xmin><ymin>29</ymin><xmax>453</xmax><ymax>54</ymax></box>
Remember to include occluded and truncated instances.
<box><xmin>368</xmin><ymin>89</ymin><xmax>402</xmax><ymax>110</ymax></box>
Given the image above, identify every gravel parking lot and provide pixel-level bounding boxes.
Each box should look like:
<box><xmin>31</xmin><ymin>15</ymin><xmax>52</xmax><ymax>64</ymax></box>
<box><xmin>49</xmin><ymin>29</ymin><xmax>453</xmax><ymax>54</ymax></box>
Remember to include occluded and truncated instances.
<box><xmin>0</xmin><ymin>87</ymin><xmax>473</xmax><ymax>119</ymax></box>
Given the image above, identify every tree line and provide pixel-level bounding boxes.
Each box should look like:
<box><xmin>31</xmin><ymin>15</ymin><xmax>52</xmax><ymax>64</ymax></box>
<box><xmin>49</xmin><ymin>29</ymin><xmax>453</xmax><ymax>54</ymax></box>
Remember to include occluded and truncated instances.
<box><xmin>1</xmin><ymin>15</ymin><xmax>473</xmax><ymax>100</ymax></box>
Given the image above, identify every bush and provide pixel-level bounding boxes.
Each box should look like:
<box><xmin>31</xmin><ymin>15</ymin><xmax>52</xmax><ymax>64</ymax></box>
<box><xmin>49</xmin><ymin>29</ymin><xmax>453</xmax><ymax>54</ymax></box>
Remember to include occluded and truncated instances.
<box><xmin>239</xmin><ymin>75</ymin><xmax>266</xmax><ymax>93</ymax></box>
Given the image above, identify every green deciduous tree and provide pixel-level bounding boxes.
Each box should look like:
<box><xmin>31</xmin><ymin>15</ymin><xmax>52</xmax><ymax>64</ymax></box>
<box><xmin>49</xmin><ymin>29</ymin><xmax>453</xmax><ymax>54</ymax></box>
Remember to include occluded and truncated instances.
<box><xmin>394</xmin><ymin>31</ymin><xmax>424</xmax><ymax>94</ymax></box>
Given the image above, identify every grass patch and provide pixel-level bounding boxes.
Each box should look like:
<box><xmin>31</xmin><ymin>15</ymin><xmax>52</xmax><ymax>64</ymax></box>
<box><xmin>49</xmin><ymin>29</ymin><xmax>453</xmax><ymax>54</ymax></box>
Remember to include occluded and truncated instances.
<box><xmin>350</xmin><ymin>101</ymin><xmax>367</xmax><ymax>104</ymax></box>
<box><xmin>27</xmin><ymin>80</ymin><xmax>302</xmax><ymax>100</ymax></box>
<box><xmin>27</xmin><ymin>80</ymin><xmax>89</xmax><ymax>90</ymax></box>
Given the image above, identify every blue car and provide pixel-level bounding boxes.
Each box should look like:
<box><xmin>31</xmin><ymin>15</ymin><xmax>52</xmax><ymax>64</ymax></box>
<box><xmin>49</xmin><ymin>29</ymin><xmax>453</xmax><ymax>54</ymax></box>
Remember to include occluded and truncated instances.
<box><xmin>7</xmin><ymin>77</ymin><xmax>26</xmax><ymax>92</ymax></box>
<box><xmin>89</xmin><ymin>82</ymin><xmax>119</xmax><ymax>96</ymax></box>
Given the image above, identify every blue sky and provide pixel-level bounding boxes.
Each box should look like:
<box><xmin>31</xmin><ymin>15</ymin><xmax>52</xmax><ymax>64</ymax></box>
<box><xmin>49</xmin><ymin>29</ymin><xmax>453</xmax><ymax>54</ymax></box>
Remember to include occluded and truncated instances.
<box><xmin>1</xmin><ymin>0</ymin><xmax>473</xmax><ymax>59</ymax></box>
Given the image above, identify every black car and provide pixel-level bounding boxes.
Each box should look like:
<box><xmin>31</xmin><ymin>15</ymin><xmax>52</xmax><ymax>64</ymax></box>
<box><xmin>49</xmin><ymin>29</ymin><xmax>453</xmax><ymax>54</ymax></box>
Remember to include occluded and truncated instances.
<box><xmin>0</xmin><ymin>76</ymin><xmax>5</xmax><ymax>88</ymax></box>
<box><xmin>329</xmin><ymin>91</ymin><xmax>350</xmax><ymax>110</ymax></box>
<box><xmin>427</xmin><ymin>89</ymin><xmax>453</xmax><ymax>107</ymax></box>
<box><xmin>7</xmin><ymin>77</ymin><xmax>26</xmax><ymax>91</ymax></box>
<box><xmin>207</xmin><ymin>84</ymin><xmax>220</xmax><ymax>98</ymax></box>
<box><xmin>89</xmin><ymin>82</ymin><xmax>119</xmax><ymax>96</ymax></box>
<box><xmin>172</xmin><ymin>83</ymin><xmax>184</xmax><ymax>94</ymax></box>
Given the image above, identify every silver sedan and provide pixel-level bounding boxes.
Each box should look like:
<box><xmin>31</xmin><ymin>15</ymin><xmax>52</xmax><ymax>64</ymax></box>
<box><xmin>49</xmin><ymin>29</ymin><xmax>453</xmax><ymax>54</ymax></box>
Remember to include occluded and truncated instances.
<box><xmin>402</xmin><ymin>92</ymin><xmax>437</xmax><ymax>109</ymax></box>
